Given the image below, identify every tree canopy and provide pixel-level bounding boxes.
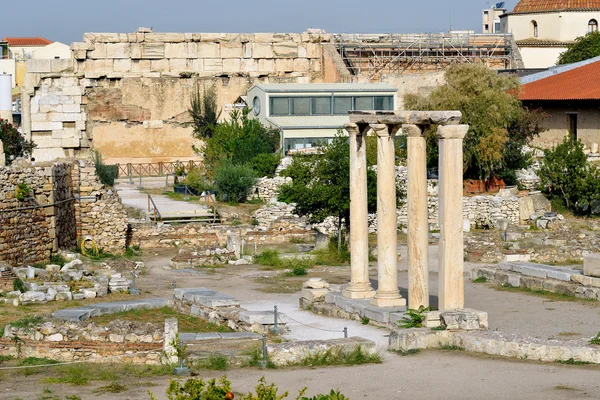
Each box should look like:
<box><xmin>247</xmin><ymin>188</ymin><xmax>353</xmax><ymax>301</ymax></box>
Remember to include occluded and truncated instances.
<box><xmin>0</xmin><ymin>118</ymin><xmax>36</xmax><ymax>164</ymax></box>
<box><xmin>558</xmin><ymin>31</ymin><xmax>600</xmax><ymax>65</ymax></box>
<box><xmin>404</xmin><ymin>63</ymin><xmax>542</xmax><ymax>181</ymax></box>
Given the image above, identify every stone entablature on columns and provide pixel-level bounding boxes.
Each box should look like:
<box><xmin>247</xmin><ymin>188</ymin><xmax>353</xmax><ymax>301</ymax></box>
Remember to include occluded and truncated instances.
<box><xmin>347</xmin><ymin>111</ymin><xmax>466</xmax><ymax>310</ymax></box>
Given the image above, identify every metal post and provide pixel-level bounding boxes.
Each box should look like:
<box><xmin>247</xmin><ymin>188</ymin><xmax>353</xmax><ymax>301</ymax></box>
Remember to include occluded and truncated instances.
<box><xmin>260</xmin><ymin>334</ymin><xmax>267</xmax><ymax>368</ymax></box>
<box><xmin>130</xmin><ymin>271</ymin><xmax>140</xmax><ymax>295</ymax></box>
<box><xmin>273</xmin><ymin>305</ymin><xmax>278</xmax><ymax>332</ymax></box>
<box><xmin>344</xmin><ymin>327</ymin><xmax>348</xmax><ymax>338</ymax></box>
<box><xmin>173</xmin><ymin>281</ymin><xmax>177</xmax><ymax>289</ymax></box>
<box><xmin>179</xmin><ymin>340</ymin><xmax>184</xmax><ymax>369</ymax></box>
<box><xmin>139</xmin><ymin>176</ymin><xmax>142</xmax><ymax>189</ymax></box>
<box><xmin>165</xmin><ymin>174</ymin><xmax>169</xmax><ymax>190</ymax></box>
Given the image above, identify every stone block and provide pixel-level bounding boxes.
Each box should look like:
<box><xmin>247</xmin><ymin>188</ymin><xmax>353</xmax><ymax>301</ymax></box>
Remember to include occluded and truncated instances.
<box><xmin>590</xmin><ymin>277</ymin><xmax>600</xmax><ymax>288</ymax></box>
<box><xmin>197</xmin><ymin>43</ymin><xmax>220</xmax><ymax>58</ymax></box>
<box><xmin>239</xmin><ymin>311</ymin><xmax>284</xmax><ymax>325</ymax></box>
<box><xmin>303</xmin><ymin>278</ymin><xmax>330</xmax><ymax>289</ymax></box>
<box><xmin>252</xmin><ymin>43</ymin><xmax>273</xmax><ymax>58</ymax></box>
<box><xmin>275</xmin><ymin>58</ymin><xmax>294</xmax><ymax>72</ymax></box>
<box><xmin>143</xmin><ymin>120</ymin><xmax>164</xmax><ymax>129</ymax></box>
<box><xmin>310</xmin><ymin>59</ymin><xmax>322</xmax><ymax>72</ymax></box>
<box><xmin>584</xmin><ymin>254</ymin><xmax>600</xmax><ymax>277</ymax></box>
<box><xmin>241</xmin><ymin>59</ymin><xmax>257</xmax><ymax>73</ymax></box>
<box><xmin>257</xmin><ymin>59</ymin><xmax>274</xmax><ymax>72</ymax></box>
<box><xmin>300</xmin><ymin>288</ymin><xmax>329</xmax><ymax>302</ymax></box>
<box><xmin>151</xmin><ymin>59</ymin><xmax>169</xmax><ymax>72</ymax></box>
<box><xmin>165</xmin><ymin>43</ymin><xmax>189</xmax><ymax>59</ymax></box>
<box><xmin>294</xmin><ymin>58</ymin><xmax>310</xmax><ymax>72</ymax></box>
<box><xmin>27</xmin><ymin>59</ymin><xmax>52</xmax><ymax>73</ymax></box>
<box><xmin>220</xmin><ymin>43</ymin><xmax>244</xmax><ymax>58</ymax></box>
<box><xmin>114</xmin><ymin>59</ymin><xmax>132</xmax><ymax>72</ymax></box>
<box><xmin>273</xmin><ymin>43</ymin><xmax>298</xmax><ymax>58</ymax></box>
<box><xmin>547</xmin><ymin>269</ymin><xmax>574</xmax><ymax>282</ymax></box>
<box><xmin>141</xmin><ymin>43</ymin><xmax>165</xmax><ymax>59</ymax></box>
<box><xmin>507</xmin><ymin>273</ymin><xmax>521</xmax><ymax>287</ymax></box>
<box><xmin>94</xmin><ymin>59</ymin><xmax>114</xmax><ymax>74</ymax></box>
<box><xmin>169</xmin><ymin>59</ymin><xmax>187</xmax><ymax>71</ymax></box>
<box><xmin>145</xmin><ymin>33</ymin><xmax>185</xmax><ymax>43</ymax></box>
<box><xmin>306</xmin><ymin>42</ymin><xmax>321</xmax><ymax>58</ymax></box>
<box><xmin>203</xmin><ymin>59</ymin><xmax>223</xmax><ymax>72</ymax></box>
<box><xmin>222</xmin><ymin>58</ymin><xmax>241</xmax><ymax>73</ymax></box>
<box><xmin>132</xmin><ymin>60</ymin><xmax>152</xmax><ymax>73</ymax></box>
<box><xmin>106</xmin><ymin>43</ymin><xmax>131</xmax><ymax>58</ymax></box>
<box><xmin>51</xmin><ymin>59</ymin><xmax>74</xmax><ymax>73</ymax></box>
<box><xmin>89</xmin><ymin>43</ymin><xmax>107</xmax><ymax>59</ymax></box>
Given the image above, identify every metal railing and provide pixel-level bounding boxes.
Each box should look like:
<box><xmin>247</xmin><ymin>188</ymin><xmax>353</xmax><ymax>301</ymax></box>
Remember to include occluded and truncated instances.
<box><xmin>117</xmin><ymin>161</ymin><xmax>201</xmax><ymax>178</ymax></box>
<box><xmin>147</xmin><ymin>194</ymin><xmax>162</xmax><ymax>223</ymax></box>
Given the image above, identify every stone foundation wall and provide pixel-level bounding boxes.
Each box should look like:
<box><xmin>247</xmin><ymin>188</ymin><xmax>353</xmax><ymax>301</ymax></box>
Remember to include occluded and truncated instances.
<box><xmin>130</xmin><ymin>222</ymin><xmax>315</xmax><ymax>249</ymax></box>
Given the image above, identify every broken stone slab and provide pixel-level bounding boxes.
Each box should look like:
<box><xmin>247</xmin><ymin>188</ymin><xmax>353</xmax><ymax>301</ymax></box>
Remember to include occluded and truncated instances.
<box><xmin>19</xmin><ymin>291</ymin><xmax>47</xmax><ymax>303</ymax></box>
<box><xmin>584</xmin><ymin>254</ymin><xmax>600</xmax><ymax>278</ymax></box>
<box><xmin>238</xmin><ymin>311</ymin><xmax>288</xmax><ymax>325</ymax></box>
<box><xmin>300</xmin><ymin>288</ymin><xmax>329</xmax><ymax>302</ymax></box>
<box><xmin>174</xmin><ymin>288</ymin><xmax>240</xmax><ymax>308</ymax></box>
<box><xmin>51</xmin><ymin>308</ymin><xmax>98</xmax><ymax>321</ymax></box>
<box><xmin>303</xmin><ymin>277</ymin><xmax>330</xmax><ymax>289</ymax></box>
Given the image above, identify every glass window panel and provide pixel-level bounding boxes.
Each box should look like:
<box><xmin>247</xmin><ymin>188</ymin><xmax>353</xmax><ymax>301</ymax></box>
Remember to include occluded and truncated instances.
<box><xmin>374</xmin><ymin>96</ymin><xmax>394</xmax><ymax>111</ymax></box>
<box><xmin>312</xmin><ymin>97</ymin><xmax>331</xmax><ymax>115</ymax></box>
<box><xmin>270</xmin><ymin>97</ymin><xmax>289</xmax><ymax>116</ymax></box>
<box><xmin>290</xmin><ymin>97</ymin><xmax>310</xmax><ymax>115</ymax></box>
<box><xmin>354</xmin><ymin>96</ymin><xmax>373</xmax><ymax>111</ymax></box>
<box><xmin>333</xmin><ymin>97</ymin><xmax>352</xmax><ymax>114</ymax></box>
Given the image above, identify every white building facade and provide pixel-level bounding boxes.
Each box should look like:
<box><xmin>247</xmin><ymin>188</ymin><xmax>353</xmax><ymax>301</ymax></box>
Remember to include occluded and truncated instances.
<box><xmin>247</xmin><ymin>83</ymin><xmax>397</xmax><ymax>153</ymax></box>
<box><xmin>500</xmin><ymin>0</ymin><xmax>600</xmax><ymax>68</ymax></box>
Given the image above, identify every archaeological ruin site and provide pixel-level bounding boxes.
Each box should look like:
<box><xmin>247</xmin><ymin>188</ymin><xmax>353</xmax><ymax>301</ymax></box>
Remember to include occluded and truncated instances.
<box><xmin>1</xmin><ymin>20</ymin><xmax>600</xmax><ymax>399</ymax></box>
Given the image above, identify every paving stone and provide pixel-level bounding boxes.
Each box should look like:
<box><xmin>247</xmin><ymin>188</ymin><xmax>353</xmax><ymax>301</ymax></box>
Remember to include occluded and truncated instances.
<box><xmin>218</xmin><ymin>332</ymin><xmax>261</xmax><ymax>340</ymax></box>
<box><xmin>547</xmin><ymin>270</ymin><xmax>574</xmax><ymax>282</ymax></box>
<box><xmin>193</xmin><ymin>332</ymin><xmax>223</xmax><ymax>340</ymax></box>
<box><xmin>519</xmin><ymin>265</ymin><xmax>548</xmax><ymax>279</ymax></box>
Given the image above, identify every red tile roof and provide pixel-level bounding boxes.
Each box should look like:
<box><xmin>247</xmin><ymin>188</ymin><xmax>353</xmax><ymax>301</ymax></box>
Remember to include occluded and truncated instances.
<box><xmin>513</xmin><ymin>0</ymin><xmax>600</xmax><ymax>13</ymax></box>
<box><xmin>520</xmin><ymin>59</ymin><xmax>600</xmax><ymax>100</ymax></box>
<box><xmin>2</xmin><ymin>37</ymin><xmax>52</xmax><ymax>47</ymax></box>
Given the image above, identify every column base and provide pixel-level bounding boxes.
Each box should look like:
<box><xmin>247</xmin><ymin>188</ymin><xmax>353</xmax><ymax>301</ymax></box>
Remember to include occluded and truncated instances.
<box><xmin>371</xmin><ymin>296</ymin><xmax>406</xmax><ymax>308</ymax></box>
<box><xmin>342</xmin><ymin>285</ymin><xmax>376</xmax><ymax>299</ymax></box>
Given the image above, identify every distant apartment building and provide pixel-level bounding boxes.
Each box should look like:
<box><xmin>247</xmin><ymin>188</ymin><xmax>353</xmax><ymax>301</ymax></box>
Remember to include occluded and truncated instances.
<box><xmin>500</xmin><ymin>0</ymin><xmax>600</xmax><ymax>68</ymax></box>
<box><xmin>0</xmin><ymin>37</ymin><xmax>70</xmax><ymax>87</ymax></box>
<box><xmin>483</xmin><ymin>2</ymin><xmax>507</xmax><ymax>33</ymax></box>
<box><xmin>247</xmin><ymin>83</ymin><xmax>397</xmax><ymax>153</ymax></box>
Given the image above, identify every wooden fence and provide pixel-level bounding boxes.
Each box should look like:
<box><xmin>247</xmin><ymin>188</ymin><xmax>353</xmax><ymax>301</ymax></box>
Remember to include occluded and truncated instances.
<box><xmin>115</xmin><ymin>161</ymin><xmax>201</xmax><ymax>177</ymax></box>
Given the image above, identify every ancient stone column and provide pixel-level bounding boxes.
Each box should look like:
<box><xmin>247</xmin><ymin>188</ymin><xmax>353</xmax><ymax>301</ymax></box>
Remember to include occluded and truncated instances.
<box><xmin>163</xmin><ymin>318</ymin><xmax>179</xmax><ymax>364</ymax></box>
<box><xmin>371</xmin><ymin>124</ymin><xmax>406</xmax><ymax>307</ymax></box>
<box><xmin>437</xmin><ymin>124</ymin><xmax>469</xmax><ymax>310</ymax></box>
<box><xmin>404</xmin><ymin>124</ymin><xmax>429</xmax><ymax>309</ymax></box>
<box><xmin>343</xmin><ymin>123</ymin><xmax>375</xmax><ymax>299</ymax></box>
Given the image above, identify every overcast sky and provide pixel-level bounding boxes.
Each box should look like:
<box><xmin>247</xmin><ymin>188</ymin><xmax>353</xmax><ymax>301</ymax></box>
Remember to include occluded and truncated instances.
<box><xmin>3</xmin><ymin>0</ymin><xmax>518</xmax><ymax>45</ymax></box>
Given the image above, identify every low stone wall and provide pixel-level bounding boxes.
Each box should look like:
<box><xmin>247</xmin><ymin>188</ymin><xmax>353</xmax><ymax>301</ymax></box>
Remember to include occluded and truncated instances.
<box><xmin>253</xmin><ymin>202</ymin><xmax>312</xmax><ymax>231</ymax></box>
<box><xmin>1</xmin><ymin>320</ymin><xmax>165</xmax><ymax>364</ymax></box>
<box><xmin>248</xmin><ymin>176</ymin><xmax>292</xmax><ymax>202</ymax></box>
<box><xmin>268</xmin><ymin>337</ymin><xmax>376</xmax><ymax>366</ymax></box>
<box><xmin>472</xmin><ymin>262</ymin><xmax>600</xmax><ymax>301</ymax></box>
<box><xmin>130</xmin><ymin>222</ymin><xmax>315</xmax><ymax>249</ymax></box>
<box><xmin>388</xmin><ymin>329</ymin><xmax>600</xmax><ymax>364</ymax></box>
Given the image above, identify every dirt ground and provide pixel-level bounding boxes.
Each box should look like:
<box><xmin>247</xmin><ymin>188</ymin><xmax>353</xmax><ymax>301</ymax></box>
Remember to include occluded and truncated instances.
<box><xmin>2</xmin><ymin>245</ymin><xmax>600</xmax><ymax>399</ymax></box>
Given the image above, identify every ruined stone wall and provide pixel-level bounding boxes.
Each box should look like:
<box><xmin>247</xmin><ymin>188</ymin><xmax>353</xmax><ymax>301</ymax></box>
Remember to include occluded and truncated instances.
<box><xmin>0</xmin><ymin>162</ymin><xmax>76</xmax><ymax>266</ymax></box>
<box><xmin>23</xmin><ymin>32</ymin><xmax>337</xmax><ymax>164</ymax></box>
<box><xmin>72</xmin><ymin>159</ymin><xmax>128</xmax><ymax>254</ymax></box>
<box><xmin>0</xmin><ymin>159</ymin><xmax>127</xmax><ymax>267</ymax></box>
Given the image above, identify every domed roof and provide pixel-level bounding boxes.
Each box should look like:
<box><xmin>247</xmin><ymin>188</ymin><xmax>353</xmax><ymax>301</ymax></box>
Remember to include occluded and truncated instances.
<box><xmin>513</xmin><ymin>0</ymin><xmax>600</xmax><ymax>13</ymax></box>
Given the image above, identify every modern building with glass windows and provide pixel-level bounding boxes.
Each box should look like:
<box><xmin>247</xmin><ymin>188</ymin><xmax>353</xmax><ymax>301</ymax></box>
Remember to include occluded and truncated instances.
<box><xmin>247</xmin><ymin>83</ymin><xmax>397</xmax><ymax>153</ymax></box>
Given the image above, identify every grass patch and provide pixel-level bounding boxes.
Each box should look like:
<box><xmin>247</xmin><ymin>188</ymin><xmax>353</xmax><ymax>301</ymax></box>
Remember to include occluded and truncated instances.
<box><xmin>472</xmin><ymin>276</ymin><xmax>488</xmax><ymax>283</ymax></box>
<box><xmin>391</xmin><ymin>348</ymin><xmax>421</xmax><ymax>356</ymax></box>
<box><xmin>439</xmin><ymin>344</ymin><xmax>464</xmax><ymax>351</ymax></box>
<box><xmin>361</xmin><ymin>316</ymin><xmax>370</xmax><ymax>325</ymax></box>
<box><xmin>254</xmin><ymin>250</ymin><xmax>282</xmax><ymax>267</ymax></box>
<box><xmin>495</xmin><ymin>284</ymin><xmax>595</xmax><ymax>303</ymax></box>
<box><xmin>196</xmin><ymin>354</ymin><xmax>229</xmax><ymax>371</ymax></box>
<box><xmin>253</xmin><ymin>276</ymin><xmax>304</xmax><ymax>294</ymax></box>
<box><xmin>590</xmin><ymin>332</ymin><xmax>600</xmax><ymax>345</ymax></box>
<box><xmin>165</xmin><ymin>191</ymin><xmax>202</xmax><ymax>203</ymax></box>
<box><xmin>289</xmin><ymin>346</ymin><xmax>382</xmax><ymax>367</ymax></box>
<box><xmin>431</xmin><ymin>326</ymin><xmax>446</xmax><ymax>331</ymax></box>
<box><xmin>555</xmin><ymin>358</ymin><xmax>592</xmax><ymax>365</ymax></box>
<box><xmin>254</xmin><ymin>250</ymin><xmax>313</xmax><ymax>275</ymax></box>
<box><xmin>90</xmin><ymin>306</ymin><xmax>231</xmax><ymax>333</ymax></box>
<box><xmin>554</xmin><ymin>385</ymin><xmax>577</xmax><ymax>391</ymax></box>
<box><xmin>20</xmin><ymin>357</ymin><xmax>59</xmax><ymax>366</ymax></box>
<box><xmin>311</xmin><ymin>240</ymin><xmax>350</xmax><ymax>266</ymax></box>
<box><xmin>243</xmin><ymin>346</ymin><xmax>276</xmax><ymax>369</ymax></box>
<box><xmin>93</xmin><ymin>382</ymin><xmax>128</xmax><ymax>394</ymax></box>
<box><xmin>10</xmin><ymin>316</ymin><xmax>44</xmax><ymax>330</ymax></box>
<box><xmin>0</xmin><ymin>355</ymin><xmax>12</xmax><ymax>363</ymax></box>
<box><xmin>43</xmin><ymin>363</ymin><xmax>172</xmax><ymax>386</ymax></box>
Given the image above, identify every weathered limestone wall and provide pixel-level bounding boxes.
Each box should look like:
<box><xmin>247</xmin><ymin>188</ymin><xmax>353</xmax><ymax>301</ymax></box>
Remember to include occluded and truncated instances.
<box><xmin>23</xmin><ymin>31</ymin><xmax>336</xmax><ymax>164</ymax></box>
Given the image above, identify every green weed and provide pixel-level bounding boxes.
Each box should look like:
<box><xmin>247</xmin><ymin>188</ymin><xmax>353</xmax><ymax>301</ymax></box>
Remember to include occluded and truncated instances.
<box><xmin>399</xmin><ymin>306</ymin><xmax>432</xmax><ymax>329</ymax></box>
<box><xmin>590</xmin><ymin>332</ymin><xmax>600</xmax><ymax>345</ymax></box>
<box><xmin>197</xmin><ymin>354</ymin><xmax>229</xmax><ymax>371</ymax></box>
<box><xmin>439</xmin><ymin>344</ymin><xmax>464</xmax><ymax>351</ymax></box>
<box><xmin>391</xmin><ymin>348</ymin><xmax>421</xmax><ymax>356</ymax></box>
<box><xmin>361</xmin><ymin>316</ymin><xmax>370</xmax><ymax>325</ymax></box>
<box><xmin>473</xmin><ymin>276</ymin><xmax>488</xmax><ymax>283</ymax></box>
<box><xmin>10</xmin><ymin>316</ymin><xmax>44</xmax><ymax>331</ymax></box>
<box><xmin>556</xmin><ymin>358</ymin><xmax>592</xmax><ymax>365</ymax></box>
<box><xmin>93</xmin><ymin>382</ymin><xmax>128</xmax><ymax>394</ymax></box>
<box><xmin>290</xmin><ymin>346</ymin><xmax>382</xmax><ymax>367</ymax></box>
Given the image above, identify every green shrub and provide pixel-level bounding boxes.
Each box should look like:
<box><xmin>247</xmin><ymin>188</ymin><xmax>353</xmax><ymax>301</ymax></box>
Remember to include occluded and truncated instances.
<box><xmin>0</xmin><ymin>118</ymin><xmax>36</xmax><ymax>164</ymax></box>
<box><xmin>13</xmin><ymin>278</ymin><xmax>26</xmax><ymax>293</ymax></box>
<box><xmin>93</xmin><ymin>150</ymin><xmax>118</xmax><ymax>186</ymax></box>
<box><xmin>254</xmin><ymin>250</ymin><xmax>281</xmax><ymax>267</ymax></box>
<box><xmin>184</xmin><ymin>166</ymin><xmax>214</xmax><ymax>193</ymax></box>
<box><xmin>590</xmin><ymin>332</ymin><xmax>600</xmax><ymax>345</ymax></box>
<box><xmin>20</xmin><ymin>357</ymin><xmax>59</xmax><ymax>366</ymax></box>
<box><xmin>251</xmin><ymin>153</ymin><xmax>281</xmax><ymax>178</ymax></box>
<box><xmin>538</xmin><ymin>135</ymin><xmax>600</xmax><ymax>214</ymax></box>
<box><xmin>150</xmin><ymin>376</ymin><xmax>232</xmax><ymax>400</ymax></box>
<box><xmin>399</xmin><ymin>306</ymin><xmax>432</xmax><ymax>329</ymax></box>
<box><xmin>15</xmin><ymin>183</ymin><xmax>31</xmax><ymax>201</ymax></box>
<box><xmin>301</xmin><ymin>390</ymin><xmax>348</xmax><ymax>400</ymax></box>
<box><xmin>214</xmin><ymin>162</ymin><xmax>257</xmax><ymax>203</ymax></box>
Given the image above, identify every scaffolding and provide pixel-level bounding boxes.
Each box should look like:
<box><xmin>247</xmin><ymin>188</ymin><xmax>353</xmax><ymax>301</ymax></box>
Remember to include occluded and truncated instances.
<box><xmin>334</xmin><ymin>32</ymin><xmax>515</xmax><ymax>80</ymax></box>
